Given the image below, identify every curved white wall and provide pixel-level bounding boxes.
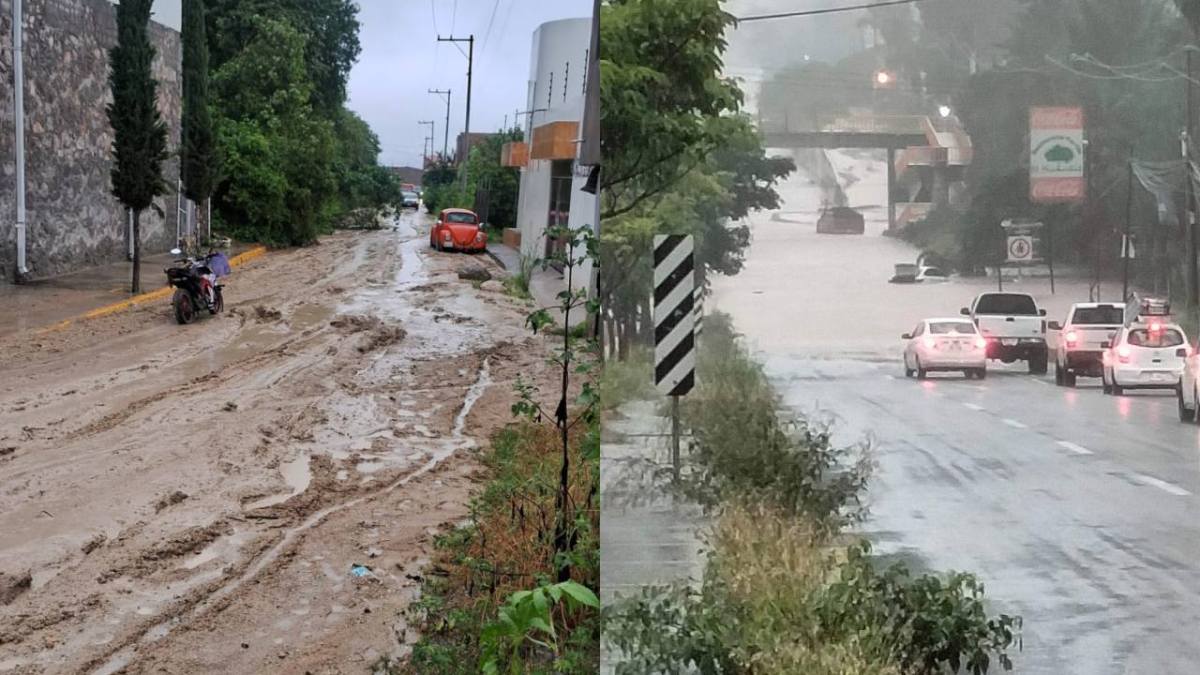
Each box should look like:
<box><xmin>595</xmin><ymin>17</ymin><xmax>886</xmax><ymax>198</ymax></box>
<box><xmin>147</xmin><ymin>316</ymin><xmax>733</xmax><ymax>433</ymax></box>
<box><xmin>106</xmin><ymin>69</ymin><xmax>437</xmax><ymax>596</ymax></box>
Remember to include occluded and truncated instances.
<box><xmin>526</xmin><ymin>17</ymin><xmax>590</xmax><ymax>130</ymax></box>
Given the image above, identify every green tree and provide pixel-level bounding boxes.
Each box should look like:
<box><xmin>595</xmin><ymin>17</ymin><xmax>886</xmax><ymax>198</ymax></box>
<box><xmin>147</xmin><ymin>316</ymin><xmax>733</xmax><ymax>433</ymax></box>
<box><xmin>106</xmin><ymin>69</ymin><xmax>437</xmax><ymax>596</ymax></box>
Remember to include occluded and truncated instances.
<box><xmin>108</xmin><ymin>0</ymin><xmax>169</xmax><ymax>293</ymax></box>
<box><xmin>205</xmin><ymin>0</ymin><xmax>361</xmax><ymax>113</ymax></box>
<box><xmin>953</xmin><ymin>0</ymin><xmax>1186</xmax><ymax>279</ymax></box>
<box><xmin>600</xmin><ymin>0</ymin><xmax>743</xmax><ymax>219</ymax></box>
<box><xmin>181</xmin><ymin>0</ymin><xmax>217</xmax><ymax>245</ymax></box>
<box><xmin>599</xmin><ymin>0</ymin><xmax>793</xmax><ymax>358</ymax></box>
<box><xmin>211</xmin><ymin>17</ymin><xmax>336</xmax><ymax>245</ymax></box>
<box><xmin>462</xmin><ymin>130</ymin><xmax>523</xmax><ymax>229</ymax></box>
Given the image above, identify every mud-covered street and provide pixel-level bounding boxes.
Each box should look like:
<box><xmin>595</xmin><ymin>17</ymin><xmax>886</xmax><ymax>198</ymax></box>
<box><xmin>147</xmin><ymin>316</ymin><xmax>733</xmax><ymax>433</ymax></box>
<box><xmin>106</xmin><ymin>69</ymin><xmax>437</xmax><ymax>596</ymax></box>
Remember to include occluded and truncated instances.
<box><xmin>0</xmin><ymin>211</ymin><xmax>555</xmax><ymax>674</ymax></box>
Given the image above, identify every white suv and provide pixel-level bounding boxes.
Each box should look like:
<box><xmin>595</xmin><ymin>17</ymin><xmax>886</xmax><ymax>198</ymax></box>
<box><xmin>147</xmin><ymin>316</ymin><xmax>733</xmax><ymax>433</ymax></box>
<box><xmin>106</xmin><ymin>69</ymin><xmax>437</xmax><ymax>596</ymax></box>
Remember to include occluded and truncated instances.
<box><xmin>1050</xmin><ymin>302</ymin><xmax>1125</xmax><ymax>387</ymax></box>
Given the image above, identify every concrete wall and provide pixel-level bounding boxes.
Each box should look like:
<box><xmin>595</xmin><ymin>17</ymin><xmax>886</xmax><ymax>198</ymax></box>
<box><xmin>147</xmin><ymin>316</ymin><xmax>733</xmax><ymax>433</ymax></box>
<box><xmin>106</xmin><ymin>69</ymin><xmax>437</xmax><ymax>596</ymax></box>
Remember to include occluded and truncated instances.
<box><xmin>516</xmin><ymin>17</ymin><xmax>592</xmax><ymax>265</ymax></box>
<box><xmin>0</xmin><ymin>0</ymin><xmax>182</xmax><ymax>283</ymax></box>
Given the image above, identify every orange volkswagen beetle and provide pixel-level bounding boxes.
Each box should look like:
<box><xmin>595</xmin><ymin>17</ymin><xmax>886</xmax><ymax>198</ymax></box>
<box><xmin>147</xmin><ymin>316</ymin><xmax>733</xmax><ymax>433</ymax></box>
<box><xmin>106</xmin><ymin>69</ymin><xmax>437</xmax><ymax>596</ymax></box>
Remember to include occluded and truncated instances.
<box><xmin>430</xmin><ymin>208</ymin><xmax>487</xmax><ymax>253</ymax></box>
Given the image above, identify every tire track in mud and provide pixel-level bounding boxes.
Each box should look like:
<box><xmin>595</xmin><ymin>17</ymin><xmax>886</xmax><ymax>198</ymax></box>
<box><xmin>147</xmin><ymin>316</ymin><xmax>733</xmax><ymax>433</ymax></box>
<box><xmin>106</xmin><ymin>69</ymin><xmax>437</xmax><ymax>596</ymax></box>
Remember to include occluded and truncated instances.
<box><xmin>87</xmin><ymin>358</ymin><xmax>495</xmax><ymax>675</ymax></box>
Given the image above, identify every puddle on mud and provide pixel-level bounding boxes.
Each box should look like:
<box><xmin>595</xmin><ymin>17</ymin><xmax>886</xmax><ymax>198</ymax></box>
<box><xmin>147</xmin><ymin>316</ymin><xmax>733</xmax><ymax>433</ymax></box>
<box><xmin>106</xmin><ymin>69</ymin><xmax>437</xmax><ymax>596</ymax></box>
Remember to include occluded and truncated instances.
<box><xmin>244</xmin><ymin>454</ymin><xmax>312</xmax><ymax>510</ymax></box>
<box><xmin>454</xmin><ymin>358</ymin><xmax>492</xmax><ymax>438</ymax></box>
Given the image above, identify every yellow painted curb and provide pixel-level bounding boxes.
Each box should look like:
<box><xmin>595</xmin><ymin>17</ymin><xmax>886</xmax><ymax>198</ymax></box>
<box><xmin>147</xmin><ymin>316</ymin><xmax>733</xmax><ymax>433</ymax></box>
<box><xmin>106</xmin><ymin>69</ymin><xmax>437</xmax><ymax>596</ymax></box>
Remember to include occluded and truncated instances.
<box><xmin>34</xmin><ymin>245</ymin><xmax>269</xmax><ymax>336</ymax></box>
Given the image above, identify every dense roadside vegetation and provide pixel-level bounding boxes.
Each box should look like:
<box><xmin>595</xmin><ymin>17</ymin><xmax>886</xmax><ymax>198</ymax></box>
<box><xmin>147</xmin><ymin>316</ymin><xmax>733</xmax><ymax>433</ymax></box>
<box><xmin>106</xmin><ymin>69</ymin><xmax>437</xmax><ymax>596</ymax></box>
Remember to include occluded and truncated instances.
<box><xmin>201</xmin><ymin>0</ymin><xmax>399</xmax><ymax>246</ymax></box>
<box><xmin>602</xmin><ymin>315</ymin><xmax>1022</xmax><ymax>674</ymax></box>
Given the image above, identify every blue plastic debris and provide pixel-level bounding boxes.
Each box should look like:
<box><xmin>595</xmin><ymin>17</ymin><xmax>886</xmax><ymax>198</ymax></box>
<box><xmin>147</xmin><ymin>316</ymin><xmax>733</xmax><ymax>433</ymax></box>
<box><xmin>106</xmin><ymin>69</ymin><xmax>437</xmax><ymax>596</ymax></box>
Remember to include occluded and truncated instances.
<box><xmin>350</xmin><ymin>564</ymin><xmax>370</xmax><ymax>578</ymax></box>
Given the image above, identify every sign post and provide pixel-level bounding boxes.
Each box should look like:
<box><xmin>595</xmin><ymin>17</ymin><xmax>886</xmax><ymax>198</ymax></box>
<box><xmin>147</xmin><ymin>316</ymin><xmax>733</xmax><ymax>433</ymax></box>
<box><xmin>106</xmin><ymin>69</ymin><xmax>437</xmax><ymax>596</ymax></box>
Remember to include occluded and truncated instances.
<box><xmin>653</xmin><ymin>235</ymin><xmax>696</xmax><ymax>482</ymax></box>
<box><xmin>1030</xmin><ymin>107</ymin><xmax>1085</xmax><ymax>203</ymax></box>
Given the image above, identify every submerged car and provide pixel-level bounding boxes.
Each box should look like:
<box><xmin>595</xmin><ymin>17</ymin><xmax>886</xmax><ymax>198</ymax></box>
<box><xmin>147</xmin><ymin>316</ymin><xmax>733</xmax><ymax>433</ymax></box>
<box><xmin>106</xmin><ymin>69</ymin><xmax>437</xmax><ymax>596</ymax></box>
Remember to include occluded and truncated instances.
<box><xmin>816</xmin><ymin>206</ymin><xmax>865</xmax><ymax>234</ymax></box>
<box><xmin>401</xmin><ymin>191</ymin><xmax>420</xmax><ymax>209</ymax></box>
<box><xmin>902</xmin><ymin>318</ymin><xmax>988</xmax><ymax>379</ymax></box>
<box><xmin>889</xmin><ymin>263</ymin><xmax>919</xmax><ymax>284</ymax></box>
<box><xmin>430</xmin><ymin>208</ymin><xmax>487</xmax><ymax>252</ymax></box>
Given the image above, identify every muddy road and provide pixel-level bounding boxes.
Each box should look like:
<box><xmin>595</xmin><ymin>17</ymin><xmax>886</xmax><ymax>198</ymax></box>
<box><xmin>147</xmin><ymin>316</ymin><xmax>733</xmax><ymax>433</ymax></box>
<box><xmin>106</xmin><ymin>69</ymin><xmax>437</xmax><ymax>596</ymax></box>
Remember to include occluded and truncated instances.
<box><xmin>0</xmin><ymin>211</ymin><xmax>556</xmax><ymax>674</ymax></box>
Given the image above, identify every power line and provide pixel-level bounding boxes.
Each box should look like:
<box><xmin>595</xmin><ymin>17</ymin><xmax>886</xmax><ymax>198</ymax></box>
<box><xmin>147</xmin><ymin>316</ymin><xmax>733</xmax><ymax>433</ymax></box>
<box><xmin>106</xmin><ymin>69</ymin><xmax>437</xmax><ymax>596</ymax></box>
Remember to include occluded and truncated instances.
<box><xmin>737</xmin><ymin>0</ymin><xmax>932</xmax><ymax>23</ymax></box>
<box><xmin>481</xmin><ymin>0</ymin><xmax>502</xmax><ymax>53</ymax></box>
<box><xmin>430</xmin><ymin>0</ymin><xmax>440</xmax><ymax>34</ymax></box>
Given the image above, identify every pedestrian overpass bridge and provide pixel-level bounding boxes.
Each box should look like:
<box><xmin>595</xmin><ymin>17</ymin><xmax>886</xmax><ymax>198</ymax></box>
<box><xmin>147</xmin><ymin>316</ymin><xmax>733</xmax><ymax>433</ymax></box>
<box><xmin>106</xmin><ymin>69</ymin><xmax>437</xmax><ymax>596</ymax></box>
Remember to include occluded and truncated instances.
<box><xmin>758</xmin><ymin>113</ymin><xmax>973</xmax><ymax>230</ymax></box>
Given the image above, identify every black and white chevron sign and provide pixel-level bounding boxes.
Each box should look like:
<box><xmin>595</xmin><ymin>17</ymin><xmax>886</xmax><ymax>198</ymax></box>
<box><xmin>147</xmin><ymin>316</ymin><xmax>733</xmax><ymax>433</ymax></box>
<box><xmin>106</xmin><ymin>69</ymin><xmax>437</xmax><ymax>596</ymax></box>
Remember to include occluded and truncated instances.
<box><xmin>654</xmin><ymin>235</ymin><xmax>696</xmax><ymax>397</ymax></box>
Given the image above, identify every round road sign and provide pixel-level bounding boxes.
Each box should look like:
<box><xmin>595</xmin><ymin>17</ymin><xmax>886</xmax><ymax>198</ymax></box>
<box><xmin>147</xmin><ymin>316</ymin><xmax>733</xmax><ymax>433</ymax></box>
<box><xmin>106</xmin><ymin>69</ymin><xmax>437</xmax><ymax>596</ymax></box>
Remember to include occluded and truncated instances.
<box><xmin>1007</xmin><ymin>236</ymin><xmax>1033</xmax><ymax>262</ymax></box>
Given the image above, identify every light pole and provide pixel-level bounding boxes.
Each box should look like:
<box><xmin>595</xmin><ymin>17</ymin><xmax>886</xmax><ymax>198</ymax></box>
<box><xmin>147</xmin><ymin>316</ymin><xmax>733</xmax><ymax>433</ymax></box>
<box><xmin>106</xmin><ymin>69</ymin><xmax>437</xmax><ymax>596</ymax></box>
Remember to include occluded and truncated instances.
<box><xmin>428</xmin><ymin>89</ymin><xmax>451</xmax><ymax>158</ymax></box>
<box><xmin>12</xmin><ymin>0</ymin><xmax>29</xmax><ymax>280</ymax></box>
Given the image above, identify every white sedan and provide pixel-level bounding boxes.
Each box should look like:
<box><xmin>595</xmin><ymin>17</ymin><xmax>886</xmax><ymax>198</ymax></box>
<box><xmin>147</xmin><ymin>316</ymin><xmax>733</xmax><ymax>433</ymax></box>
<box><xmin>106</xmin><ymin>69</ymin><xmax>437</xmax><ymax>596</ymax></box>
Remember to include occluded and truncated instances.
<box><xmin>902</xmin><ymin>318</ymin><xmax>988</xmax><ymax>380</ymax></box>
<box><xmin>1101</xmin><ymin>321</ymin><xmax>1190</xmax><ymax>396</ymax></box>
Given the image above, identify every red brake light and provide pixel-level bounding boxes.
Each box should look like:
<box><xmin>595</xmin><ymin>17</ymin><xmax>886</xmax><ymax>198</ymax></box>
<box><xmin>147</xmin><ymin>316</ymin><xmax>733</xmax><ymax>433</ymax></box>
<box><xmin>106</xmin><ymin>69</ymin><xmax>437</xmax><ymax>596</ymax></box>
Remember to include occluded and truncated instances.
<box><xmin>974</xmin><ymin>337</ymin><xmax>987</xmax><ymax>349</ymax></box>
<box><xmin>1117</xmin><ymin>344</ymin><xmax>1132</xmax><ymax>362</ymax></box>
<box><xmin>1065</xmin><ymin>331</ymin><xmax>1078</xmax><ymax>346</ymax></box>
<box><xmin>1150</xmin><ymin>322</ymin><xmax>1163</xmax><ymax>333</ymax></box>
<box><xmin>923</xmin><ymin>336</ymin><xmax>937</xmax><ymax>349</ymax></box>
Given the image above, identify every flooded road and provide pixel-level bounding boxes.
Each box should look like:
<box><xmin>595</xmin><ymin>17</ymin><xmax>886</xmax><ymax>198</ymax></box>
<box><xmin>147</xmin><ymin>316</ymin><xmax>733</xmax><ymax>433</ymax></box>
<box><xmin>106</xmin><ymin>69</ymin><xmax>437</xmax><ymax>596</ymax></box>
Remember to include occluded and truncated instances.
<box><xmin>0</xmin><ymin>211</ymin><xmax>556</xmax><ymax>673</ymax></box>
<box><xmin>711</xmin><ymin>162</ymin><xmax>1200</xmax><ymax>674</ymax></box>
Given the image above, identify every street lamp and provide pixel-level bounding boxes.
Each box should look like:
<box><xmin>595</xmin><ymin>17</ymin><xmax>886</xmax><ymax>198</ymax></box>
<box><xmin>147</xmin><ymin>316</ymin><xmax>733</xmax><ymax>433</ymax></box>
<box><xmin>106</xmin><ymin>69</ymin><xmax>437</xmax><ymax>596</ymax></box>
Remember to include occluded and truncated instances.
<box><xmin>873</xmin><ymin>69</ymin><xmax>894</xmax><ymax>87</ymax></box>
<box><xmin>938</xmin><ymin>104</ymin><xmax>953</xmax><ymax>119</ymax></box>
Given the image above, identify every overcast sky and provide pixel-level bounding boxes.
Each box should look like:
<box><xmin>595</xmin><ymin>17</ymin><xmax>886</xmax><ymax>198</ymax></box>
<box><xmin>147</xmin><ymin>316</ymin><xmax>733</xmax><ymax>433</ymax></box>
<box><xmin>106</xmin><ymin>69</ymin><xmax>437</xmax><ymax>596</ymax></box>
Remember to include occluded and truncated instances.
<box><xmin>347</xmin><ymin>0</ymin><xmax>593</xmax><ymax>168</ymax></box>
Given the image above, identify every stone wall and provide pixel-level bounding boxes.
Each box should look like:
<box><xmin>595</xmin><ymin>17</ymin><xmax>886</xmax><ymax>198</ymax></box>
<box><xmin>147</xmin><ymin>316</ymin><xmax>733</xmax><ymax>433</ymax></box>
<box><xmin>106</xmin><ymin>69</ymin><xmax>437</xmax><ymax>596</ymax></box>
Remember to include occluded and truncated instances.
<box><xmin>0</xmin><ymin>0</ymin><xmax>182</xmax><ymax>283</ymax></box>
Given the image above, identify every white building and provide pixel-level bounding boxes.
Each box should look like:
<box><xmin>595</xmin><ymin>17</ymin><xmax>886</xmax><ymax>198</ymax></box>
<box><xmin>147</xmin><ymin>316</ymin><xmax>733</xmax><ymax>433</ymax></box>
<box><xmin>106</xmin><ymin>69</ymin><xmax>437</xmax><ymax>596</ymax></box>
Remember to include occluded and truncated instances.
<box><xmin>505</xmin><ymin>17</ymin><xmax>596</xmax><ymax>284</ymax></box>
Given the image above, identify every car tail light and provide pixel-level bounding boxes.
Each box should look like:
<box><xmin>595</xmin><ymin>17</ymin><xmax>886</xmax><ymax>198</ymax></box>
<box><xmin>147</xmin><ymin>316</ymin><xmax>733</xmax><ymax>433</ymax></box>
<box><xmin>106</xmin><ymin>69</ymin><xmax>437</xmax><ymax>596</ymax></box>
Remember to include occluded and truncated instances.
<box><xmin>974</xmin><ymin>337</ymin><xmax>987</xmax><ymax>350</ymax></box>
<box><xmin>1150</xmin><ymin>322</ymin><xmax>1163</xmax><ymax>333</ymax></box>
<box><xmin>1065</xmin><ymin>330</ymin><xmax>1078</xmax><ymax>346</ymax></box>
<box><xmin>1117</xmin><ymin>344</ymin><xmax>1132</xmax><ymax>363</ymax></box>
<box><xmin>923</xmin><ymin>336</ymin><xmax>937</xmax><ymax>349</ymax></box>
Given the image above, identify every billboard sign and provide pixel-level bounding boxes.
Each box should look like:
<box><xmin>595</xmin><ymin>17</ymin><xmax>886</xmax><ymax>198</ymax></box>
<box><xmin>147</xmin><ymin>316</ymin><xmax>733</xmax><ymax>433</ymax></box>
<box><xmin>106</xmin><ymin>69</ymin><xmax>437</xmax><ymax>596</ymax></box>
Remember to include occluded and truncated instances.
<box><xmin>1030</xmin><ymin>106</ymin><xmax>1085</xmax><ymax>203</ymax></box>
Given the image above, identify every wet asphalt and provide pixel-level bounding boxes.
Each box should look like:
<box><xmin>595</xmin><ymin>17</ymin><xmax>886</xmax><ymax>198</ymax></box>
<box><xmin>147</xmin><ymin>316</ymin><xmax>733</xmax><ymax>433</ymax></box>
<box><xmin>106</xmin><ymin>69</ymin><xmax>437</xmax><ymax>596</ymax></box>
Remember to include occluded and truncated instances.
<box><xmin>708</xmin><ymin>163</ymin><xmax>1200</xmax><ymax>674</ymax></box>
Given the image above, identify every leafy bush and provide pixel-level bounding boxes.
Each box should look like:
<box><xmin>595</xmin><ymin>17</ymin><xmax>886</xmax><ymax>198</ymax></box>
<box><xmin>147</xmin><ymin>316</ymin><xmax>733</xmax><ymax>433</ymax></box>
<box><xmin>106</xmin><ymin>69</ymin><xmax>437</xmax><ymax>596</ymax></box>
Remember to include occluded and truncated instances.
<box><xmin>681</xmin><ymin>312</ymin><xmax>871</xmax><ymax>528</ymax></box>
<box><xmin>480</xmin><ymin>580</ymin><xmax>600</xmax><ymax>674</ymax></box>
<box><xmin>605</xmin><ymin>503</ymin><xmax>1020</xmax><ymax>675</ymax></box>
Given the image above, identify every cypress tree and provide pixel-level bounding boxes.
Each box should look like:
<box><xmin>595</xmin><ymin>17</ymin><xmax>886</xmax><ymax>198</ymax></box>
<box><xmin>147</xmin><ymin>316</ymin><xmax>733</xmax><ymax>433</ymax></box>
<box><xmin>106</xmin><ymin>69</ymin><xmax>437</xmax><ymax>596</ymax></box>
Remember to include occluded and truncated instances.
<box><xmin>108</xmin><ymin>0</ymin><xmax>169</xmax><ymax>293</ymax></box>
<box><xmin>181</xmin><ymin>0</ymin><xmax>215</xmax><ymax>246</ymax></box>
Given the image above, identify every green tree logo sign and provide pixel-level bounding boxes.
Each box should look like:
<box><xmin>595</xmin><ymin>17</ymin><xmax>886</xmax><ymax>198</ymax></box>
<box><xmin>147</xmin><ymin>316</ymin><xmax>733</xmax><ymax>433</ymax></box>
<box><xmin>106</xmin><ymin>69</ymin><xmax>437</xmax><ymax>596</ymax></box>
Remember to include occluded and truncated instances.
<box><xmin>1043</xmin><ymin>145</ymin><xmax>1074</xmax><ymax>163</ymax></box>
<box><xmin>1033</xmin><ymin>135</ymin><xmax>1083</xmax><ymax>173</ymax></box>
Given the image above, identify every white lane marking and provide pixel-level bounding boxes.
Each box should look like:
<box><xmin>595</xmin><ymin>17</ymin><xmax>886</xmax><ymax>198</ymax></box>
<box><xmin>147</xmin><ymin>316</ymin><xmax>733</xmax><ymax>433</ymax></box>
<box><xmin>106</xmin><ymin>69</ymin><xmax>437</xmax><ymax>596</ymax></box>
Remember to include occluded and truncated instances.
<box><xmin>886</xmin><ymin>375</ymin><xmax>896</xmax><ymax>380</ymax></box>
<box><xmin>1002</xmin><ymin>418</ymin><xmax>1028</xmax><ymax>429</ymax></box>
<box><xmin>962</xmin><ymin>403</ymin><xmax>984</xmax><ymax>411</ymax></box>
<box><xmin>1056</xmin><ymin>440</ymin><xmax>1093</xmax><ymax>456</ymax></box>
<box><xmin>1133</xmin><ymin>474</ymin><xmax>1191</xmax><ymax>496</ymax></box>
<box><xmin>1031</xmin><ymin>378</ymin><xmax>1049</xmax><ymax>386</ymax></box>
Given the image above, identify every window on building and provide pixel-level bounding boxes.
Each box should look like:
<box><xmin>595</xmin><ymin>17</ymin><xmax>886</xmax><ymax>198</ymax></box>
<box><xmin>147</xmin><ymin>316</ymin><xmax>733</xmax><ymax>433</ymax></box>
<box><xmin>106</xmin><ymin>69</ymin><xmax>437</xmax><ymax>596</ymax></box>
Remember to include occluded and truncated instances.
<box><xmin>545</xmin><ymin>160</ymin><xmax>574</xmax><ymax>266</ymax></box>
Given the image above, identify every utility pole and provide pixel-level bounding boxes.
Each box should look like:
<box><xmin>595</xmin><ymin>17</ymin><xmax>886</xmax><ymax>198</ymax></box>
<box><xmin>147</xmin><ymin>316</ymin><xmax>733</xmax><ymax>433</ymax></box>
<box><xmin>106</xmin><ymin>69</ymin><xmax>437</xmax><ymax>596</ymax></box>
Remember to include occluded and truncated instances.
<box><xmin>418</xmin><ymin>120</ymin><xmax>434</xmax><ymax>168</ymax></box>
<box><xmin>428</xmin><ymin>88</ymin><xmax>451</xmax><ymax>158</ymax></box>
<box><xmin>1187</xmin><ymin>47</ymin><xmax>1198</xmax><ymax>308</ymax></box>
<box><xmin>437</xmin><ymin>34</ymin><xmax>473</xmax><ymax>166</ymax></box>
<box><xmin>1124</xmin><ymin>153</ymin><xmax>1134</xmax><ymax>302</ymax></box>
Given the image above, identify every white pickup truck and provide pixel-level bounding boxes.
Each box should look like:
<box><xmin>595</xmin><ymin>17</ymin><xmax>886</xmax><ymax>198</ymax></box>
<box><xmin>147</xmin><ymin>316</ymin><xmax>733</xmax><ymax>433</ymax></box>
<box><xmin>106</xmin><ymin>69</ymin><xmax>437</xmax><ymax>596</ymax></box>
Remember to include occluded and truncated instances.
<box><xmin>961</xmin><ymin>292</ymin><xmax>1048</xmax><ymax>374</ymax></box>
<box><xmin>1048</xmin><ymin>302</ymin><xmax>1125</xmax><ymax>387</ymax></box>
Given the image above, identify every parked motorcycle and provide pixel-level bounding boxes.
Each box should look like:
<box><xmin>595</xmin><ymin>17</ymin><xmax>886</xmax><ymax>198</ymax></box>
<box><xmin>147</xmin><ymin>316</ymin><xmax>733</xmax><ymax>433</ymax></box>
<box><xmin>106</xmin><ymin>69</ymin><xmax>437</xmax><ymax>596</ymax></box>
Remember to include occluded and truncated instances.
<box><xmin>165</xmin><ymin>248</ymin><xmax>227</xmax><ymax>324</ymax></box>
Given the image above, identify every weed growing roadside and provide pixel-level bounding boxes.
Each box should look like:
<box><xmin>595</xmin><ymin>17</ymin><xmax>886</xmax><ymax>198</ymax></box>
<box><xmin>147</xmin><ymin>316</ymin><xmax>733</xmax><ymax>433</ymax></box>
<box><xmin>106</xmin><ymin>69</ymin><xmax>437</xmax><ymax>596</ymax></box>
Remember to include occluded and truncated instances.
<box><xmin>397</xmin><ymin>424</ymin><xmax>600</xmax><ymax>674</ymax></box>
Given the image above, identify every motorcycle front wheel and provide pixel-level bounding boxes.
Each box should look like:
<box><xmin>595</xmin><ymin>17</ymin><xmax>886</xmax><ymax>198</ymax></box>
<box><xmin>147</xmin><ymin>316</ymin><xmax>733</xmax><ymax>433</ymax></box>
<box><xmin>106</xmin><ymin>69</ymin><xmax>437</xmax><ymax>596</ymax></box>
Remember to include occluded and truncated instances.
<box><xmin>210</xmin><ymin>288</ymin><xmax>224</xmax><ymax>315</ymax></box>
<box><xmin>173</xmin><ymin>289</ymin><xmax>196</xmax><ymax>325</ymax></box>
